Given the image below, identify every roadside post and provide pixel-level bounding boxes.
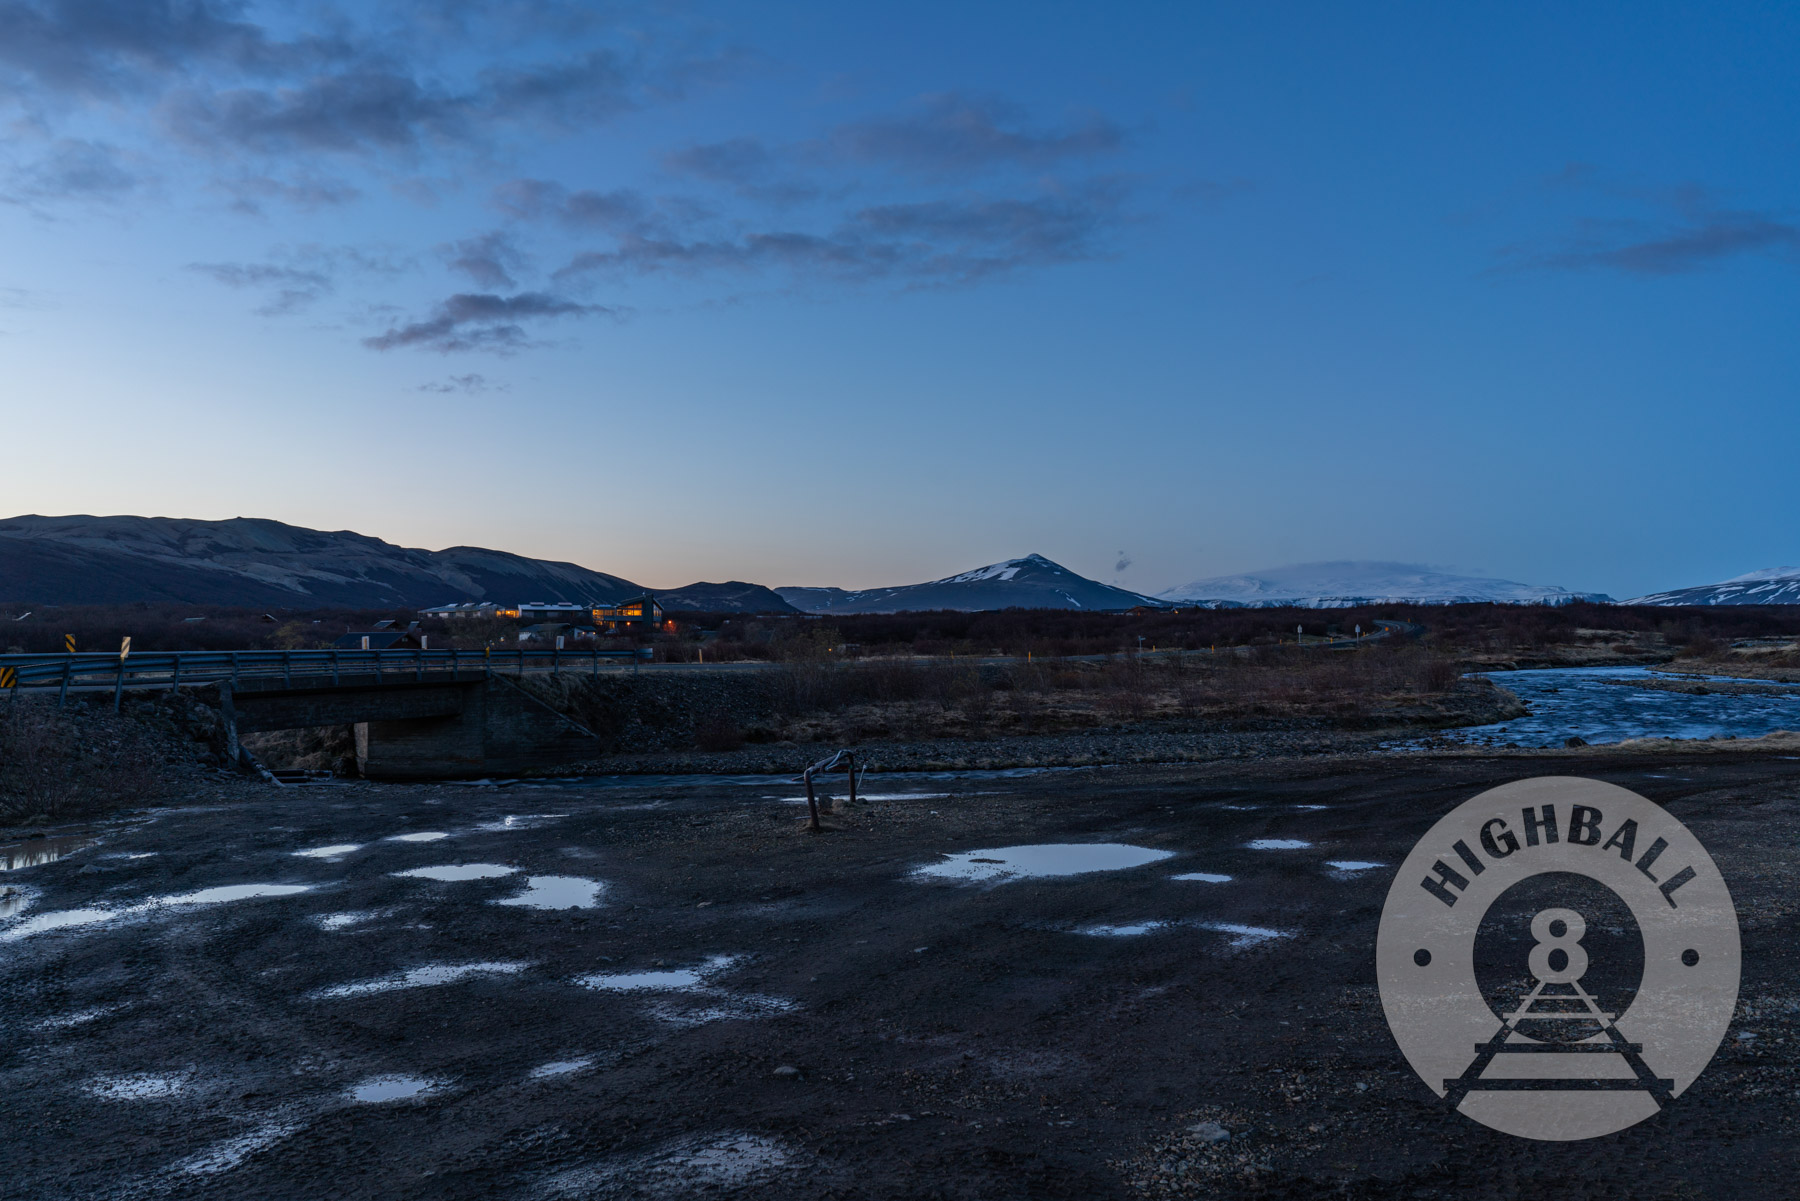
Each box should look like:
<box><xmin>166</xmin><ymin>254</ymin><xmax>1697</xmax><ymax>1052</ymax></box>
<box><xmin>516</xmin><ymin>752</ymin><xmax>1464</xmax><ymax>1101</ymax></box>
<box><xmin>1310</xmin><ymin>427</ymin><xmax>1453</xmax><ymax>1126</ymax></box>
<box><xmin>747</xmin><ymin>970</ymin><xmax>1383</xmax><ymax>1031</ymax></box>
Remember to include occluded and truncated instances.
<box><xmin>1</xmin><ymin>665</ymin><xmax>15</xmax><ymax>703</ymax></box>
<box><xmin>114</xmin><ymin>636</ymin><xmax>131</xmax><ymax>710</ymax></box>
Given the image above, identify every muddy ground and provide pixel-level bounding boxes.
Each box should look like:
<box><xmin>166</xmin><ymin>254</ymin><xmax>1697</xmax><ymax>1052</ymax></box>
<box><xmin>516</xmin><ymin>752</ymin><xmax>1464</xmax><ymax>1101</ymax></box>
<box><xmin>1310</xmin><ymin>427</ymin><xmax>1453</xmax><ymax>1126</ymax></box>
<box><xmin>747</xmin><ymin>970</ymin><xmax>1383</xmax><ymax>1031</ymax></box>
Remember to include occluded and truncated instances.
<box><xmin>3</xmin><ymin>748</ymin><xmax>1798</xmax><ymax>1199</ymax></box>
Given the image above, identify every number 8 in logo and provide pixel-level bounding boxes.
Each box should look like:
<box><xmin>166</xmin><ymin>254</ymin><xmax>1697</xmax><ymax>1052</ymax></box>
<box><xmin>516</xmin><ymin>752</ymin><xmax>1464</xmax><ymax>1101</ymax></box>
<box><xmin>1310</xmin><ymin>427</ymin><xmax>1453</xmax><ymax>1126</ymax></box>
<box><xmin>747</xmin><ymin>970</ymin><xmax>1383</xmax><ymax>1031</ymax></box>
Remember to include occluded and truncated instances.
<box><xmin>1528</xmin><ymin>908</ymin><xmax>1589</xmax><ymax>984</ymax></box>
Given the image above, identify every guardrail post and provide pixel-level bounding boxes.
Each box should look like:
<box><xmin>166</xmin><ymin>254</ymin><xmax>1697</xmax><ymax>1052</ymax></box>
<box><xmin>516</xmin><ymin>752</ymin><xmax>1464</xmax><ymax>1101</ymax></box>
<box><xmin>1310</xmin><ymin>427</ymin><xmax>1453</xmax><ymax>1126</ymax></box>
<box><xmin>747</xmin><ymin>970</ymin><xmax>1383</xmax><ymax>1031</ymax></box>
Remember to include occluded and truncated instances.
<box><xmin>416</xmin><ymin>646</ymin><xmax>424</xmax><ymax>681</ymax></box>
<box><xmin>59</xmin><ymin>660</ymin><xmax>71</xmax><ymax>708</ymax></box>
<box><xmin>230</xmin><ymin>652</ymin><xmax>239</xmax><ymax>687</ymax></box>
<box><xmin>113</xmin><ymin>655</ymin><xmax>125</xmax><ymax>711</ymax></box>
<box><xmin>332</xmin><ymin>649</ymin><xmax>340</xmax><ymax>686</ymax></box>
<box><xmin>220</xmin><ymin>682</ymin><xmax>239</xmax><ymax>769</ymax></box>
<box><xmin>171</xmin><ymin>654</ymin><xmax>182</xmax><ymax>694</ymax></box>
<box><xmin>282</xmin><ymin>651</ymin><xmax>292</xmax><ymax>687</ymax></box>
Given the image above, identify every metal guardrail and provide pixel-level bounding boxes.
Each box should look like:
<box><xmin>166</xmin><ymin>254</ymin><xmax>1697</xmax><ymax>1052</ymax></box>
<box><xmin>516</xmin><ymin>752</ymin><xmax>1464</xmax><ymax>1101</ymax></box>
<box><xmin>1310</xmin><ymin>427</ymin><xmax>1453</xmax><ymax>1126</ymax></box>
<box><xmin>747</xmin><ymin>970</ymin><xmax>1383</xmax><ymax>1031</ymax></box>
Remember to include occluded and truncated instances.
<box><xmin>0</xmin><ymin>645</ymin><xmax>653</xmax><ymax>708</ymax></box>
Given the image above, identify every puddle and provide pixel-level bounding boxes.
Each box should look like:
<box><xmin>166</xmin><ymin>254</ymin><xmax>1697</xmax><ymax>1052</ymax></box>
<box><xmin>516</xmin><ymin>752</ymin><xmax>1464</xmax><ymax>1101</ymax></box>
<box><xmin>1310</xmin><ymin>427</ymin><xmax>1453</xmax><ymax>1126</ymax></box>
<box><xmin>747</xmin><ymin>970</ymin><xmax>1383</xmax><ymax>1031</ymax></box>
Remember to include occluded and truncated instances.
<box><xmin>1436</xmin><ymin>666</ymin><xmax>1800</xmax><ymax>747</ymax></box>
<box><xmin>1246</xmin><ymin>839</ymin><xmax>1311</xmax><ymax>850</ymax></box>
<box><xmin>1327</xmin><ymin>860</ymin><xmax>1384</xmax><ymax>872</ymax></box>
<box><xmin>155</xmin><ymin>884</ymin><xmax>313</xmax><ymax>906</ymax></box>
<box><xmin>579</xmin><ymin>960</ymin><xmax>728</xmax><ymax>992</ymax></box>
<box><xmin>292</xmin><ymin>844</ymin><xmax>360</xmax><ymax>859</ymax></box>
<box><xmin>1078</xmin><ymin>921</ymin><xmax>1168</xmax><ymax>937</ymax></box>
<box><xmin>0</xmin><ymin>886</ymin><xmax>33</xmax><ymax>920</ymax></box>
<box><xmin>316</xmin><ymin>911</ymin><xmax>383</xmax><ymax>930</ymax></box>
<box><xmin>1</xmin><ymin>883</ymin><xmax>313</xmax><ymax>938</ymax></box>
<box><xmin>0</xmin><ymin>834</ymin><xmax>100</xmax><ymax>871</ymax></box>
<box><xmin>1201</xmin><ymin>922</ymin><xmax>1292</xmax><ymax>948</ymax></box>
<box><xmin>529</xmin><ymin>1057</ymin><xmax>596</xmax><ymax>1079</ymax></box>
<box><xmin>87</xmin><ymin>1072</ymin><xmax>188</xmax><ymax>1100</ymax></box>
<box><xmin>349</xmin><ymin>1075</ymin><xmax>440</xmax><ymax>1103</ymax></box>
<box><xmin>1171</xmin><ymin>872</ymin><xmax>1233</xmax><ymax>883</ymax></box>
<box><xmin>473</xmin><ymin>815</ymin><xmax>566</xmax><ymax>831</ymax></box>
<box><xmin>176</xmin><ymin>1121</ymin><xmax>304</xmax><ymax>1175</ymax></box>
<box><xmin>309</xmin><ymin>960</ymin><xmax>530</xmax><ymax>999</ymax></box>
<box><xmin>387</xmin><ymin>831</ymin><xmax>450</xmax><ymax>843</ymax></box>
<box><xmin>545</xmin><ymin>1132</ymin><xmax>798</xmax><ymax>1196</ymax></box>
<box><xmin>494</xmin><ymin>876</ymin><xmax>605</xmax><ymax>909</ymax></box>
<box><xmin>392</xmin><ymin>864</ymin><xmax>517</xmax><ymax>881</ymax></box>
<box><xmin>913</xmin><ymin>844</ymin><xmax>1177</xmax><ymax>883</ymax></box>
<box><xmin>647</xmin><ymin>993</ymin><xmax>798</xmax><ymax>1027</ymax></box>
<box><xmin>3</xmin><ymin>907</ymin><xmax>119</xmax><ymax>940</ymax></box>
<box><xmin>772</xmin><ymin>792</ymin><xmax>949</xmax><ymax>805</ymax></box>
<box><xmin>35</xmin><ymin>1004</ymin><xmax>125</xmax><ymax>1031</ymax></box>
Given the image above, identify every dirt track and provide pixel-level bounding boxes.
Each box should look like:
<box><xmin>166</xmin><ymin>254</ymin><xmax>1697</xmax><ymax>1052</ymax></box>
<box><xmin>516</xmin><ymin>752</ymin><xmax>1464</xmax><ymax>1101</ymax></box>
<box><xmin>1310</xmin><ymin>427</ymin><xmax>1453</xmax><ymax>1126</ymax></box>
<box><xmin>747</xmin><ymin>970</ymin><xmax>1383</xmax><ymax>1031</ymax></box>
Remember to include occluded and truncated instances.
<box><xmin>3</xmin><ymin>749</ymin><xmax>1798</xmax><ymax>1199</ymax></box>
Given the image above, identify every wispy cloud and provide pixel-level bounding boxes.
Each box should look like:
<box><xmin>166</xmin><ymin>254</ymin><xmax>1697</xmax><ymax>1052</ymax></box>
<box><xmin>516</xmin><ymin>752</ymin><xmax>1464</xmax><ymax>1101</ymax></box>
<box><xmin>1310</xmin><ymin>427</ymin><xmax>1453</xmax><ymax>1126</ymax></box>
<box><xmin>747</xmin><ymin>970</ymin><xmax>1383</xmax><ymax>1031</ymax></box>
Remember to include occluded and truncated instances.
<box><xmin>417</xmin><ymin>373</ymin><xmax>503</xmax><ymax>394</ymax></box>
<box><xmin>363</xmin><ymin>291</ymin><xmax>614</xmax><ymax>353</ymax></box>
<box><xmin>552</xmin><ymin>182</ymin><xmax>1126</xmax><ymax>288</ymax></box>
<box><xmin>1506</xmin><ymin>177</ymin><xmax>1800</xmax><ymax>275</ymax></box>
<box><xmin>188</xmin><ymin>261</ymin><xmax>333</xmax><ymax>315</ymax></box>
<box><xmin>441</xmin><ymin>231</ymin><xmax>531</xmax><ymax>289</ymax></box>
<box><xmin>822</xmin><ymin>92</ymin><xmax>1125</xmax><ymax>175</ymax></box>
<box><xmin>1536</xmin><ymin>210</ymin><xmax>1800</xmax><ymax>274</ymax></box>
<box><xmin>3</xmin><ymin>139</ymin><xmax>141</xmax><ymax>205</ymax></box>
<box><xmin>187</xmin><ymin>245</ymin><xmax>408</xmax><ymax>315</ymax></box>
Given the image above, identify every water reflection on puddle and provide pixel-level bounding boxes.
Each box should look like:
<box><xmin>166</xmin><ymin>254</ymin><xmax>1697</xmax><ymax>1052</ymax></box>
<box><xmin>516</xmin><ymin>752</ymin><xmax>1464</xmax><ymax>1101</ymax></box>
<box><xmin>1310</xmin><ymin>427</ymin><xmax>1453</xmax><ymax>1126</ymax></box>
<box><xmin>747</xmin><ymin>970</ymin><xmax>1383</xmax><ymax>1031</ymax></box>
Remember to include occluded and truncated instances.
<box><xmin>0</xmin><ymin>887</ymin><xmax>32</xmax><ymax>920</ymax></box>
<box><xmin>1327</xmin><ymin>860</ymin><xmax>1383</xmax><ymax>873</ymax></box>
<box><xmin>387</xmin><ymin>831</ymin><xmax>450</xmax><ymax>843</ymax></box>
<box><xmin>1246</xmin><ymin>839</ymin><xmax>1311</xmax><ymax>850</ymax></box>
<box><xmin>771</xmin><ymin>792</ymin><xmax>949</xmax><ymax>805</ymax></box>
<box><xmin>529</xmin><ymin>1057</ymin><xmax>596</xmax><ymax>1079</ymax></box>
<box><xmin>316</xmin><ymin>911</ymin><xmax>383</xmax><ymax>930</ymax></box>
<box><xmin>158</xmin><ymin>884</ymin><xmax>313</xmax><ymax>906</ymax></box>
<box><xmin>474</xmin><ymin>815</ymin><xmax>566</xmax><ymax>832</ymax></box>
<box><xmin>1</xmin><ymin>834</ymin><xmax>100</xmax><ymax>872</ymax></box>
<box><xmin>310</xmin><ymin>960</ymin><xmax>530</xmax><ymax>999</ymax></box>
<box><xmin>913</xmin><ymin>844</ymin><xmax>1176</xmax><ymax>882</ymax></box>
<box><xmin>495</xmin><ymin>876</ymin><xmax>605</xmax><ymax>909</ymax></box>
<box><xmin>1078</xmin><ymin>921</ymin><xmax>1167</xmax><ymax>937</ymax></box>
<box><xmin>1171</xmin><ymin>872</ymin><xmax>1233</xmax><ymax>883</ymax></box>
<box><xmin>177</xmin><ymin>1121</ymin><xmax>304</xmax><ymax>1175</ymax></box>
<box><xmin>350</xmin><ymin>1075</ymin><xmax>439</xmax><ymax>1103</ymax></box>
<box><xmin>292</xmin><ymin>844</ymin><xmax>359</xmax><ymax>859</ymax></box>
<box><xmin>1201</xmin><ymin>922</ymin><xmax>1291</xmax><ymax>948</ymax></box>
<box><xmin>3</xmin><ymin>883</ymin><xmax>314</xmax><ymax>941</ymax></box>
<box><xmin>87</xmin><ymin>1073</ymin><xmax>187</xmax><ymax>1100</ymax></box>
<box><xmin>580</xmin><ymin>960</ymin><xmax>727</xmax><ymax>992</ymax></box>
<box><xmin>393</xmin><ymin>864</ymin><xmax>516</xmax><ymax>881</ymax></box>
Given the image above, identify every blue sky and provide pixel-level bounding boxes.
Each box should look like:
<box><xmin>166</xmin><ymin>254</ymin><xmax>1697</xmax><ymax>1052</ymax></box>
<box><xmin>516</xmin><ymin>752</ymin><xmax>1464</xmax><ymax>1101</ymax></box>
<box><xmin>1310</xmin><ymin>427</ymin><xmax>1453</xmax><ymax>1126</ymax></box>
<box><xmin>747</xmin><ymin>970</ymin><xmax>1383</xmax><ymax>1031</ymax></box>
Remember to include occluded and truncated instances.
<box><xmin>2</xmin><ymin>1</ymin><xmax>1796</xmax><ymax>598</ymax></box>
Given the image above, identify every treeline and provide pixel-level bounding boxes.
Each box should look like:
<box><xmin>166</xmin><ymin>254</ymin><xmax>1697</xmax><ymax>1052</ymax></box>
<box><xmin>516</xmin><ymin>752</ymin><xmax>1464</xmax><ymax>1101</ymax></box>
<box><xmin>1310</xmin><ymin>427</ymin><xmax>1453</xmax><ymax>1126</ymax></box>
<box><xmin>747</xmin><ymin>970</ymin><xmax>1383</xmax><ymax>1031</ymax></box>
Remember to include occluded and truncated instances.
<box><xmin>663</xmin><ymin>602</ymin><xmax>1800</xmax><ymax>660</ymax></box>
<box><xmin>0</xmin><ymin>604</ymin><xmax>419</xmax><ymax>655</ymax></box>
<box><xmin>6</xmin><ymin>600</ymin><xmax>1798</xmax><ymax>659</ymax></box>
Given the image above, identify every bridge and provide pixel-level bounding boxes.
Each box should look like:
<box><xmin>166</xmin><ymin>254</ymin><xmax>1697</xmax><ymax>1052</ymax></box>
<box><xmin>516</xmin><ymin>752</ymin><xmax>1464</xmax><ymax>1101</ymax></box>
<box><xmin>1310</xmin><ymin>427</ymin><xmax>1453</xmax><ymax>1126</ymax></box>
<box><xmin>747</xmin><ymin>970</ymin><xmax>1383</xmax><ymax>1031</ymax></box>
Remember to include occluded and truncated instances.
<box><xmin>0</xmin><ymin>647</ymin><xmax>637</xmax><ymax>781</ymax></box>
<box><xmin>0</xmin><ymin>645</ymin><xmax>651</xmax><ymax>708</ymax></box>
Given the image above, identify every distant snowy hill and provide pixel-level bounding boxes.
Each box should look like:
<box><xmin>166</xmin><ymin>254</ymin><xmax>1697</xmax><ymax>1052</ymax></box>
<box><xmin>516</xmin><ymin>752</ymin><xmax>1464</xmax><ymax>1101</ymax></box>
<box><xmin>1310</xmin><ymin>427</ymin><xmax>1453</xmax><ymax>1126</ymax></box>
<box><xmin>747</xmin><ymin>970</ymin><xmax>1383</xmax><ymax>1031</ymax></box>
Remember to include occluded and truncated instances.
<box><xmin>1627</xmin><ymin>567</ymin><xmax>1800</xmax><ymax>606</ymax></box>
<box><xmin>1158</xmin><ymin>561</ymin><xmax>1612</xmax><ymax>608</ymax></box>
<box><xmin>777</xmin><ymin>554</ymin><xmax>1164</xmax><ymax>614</ymax></box>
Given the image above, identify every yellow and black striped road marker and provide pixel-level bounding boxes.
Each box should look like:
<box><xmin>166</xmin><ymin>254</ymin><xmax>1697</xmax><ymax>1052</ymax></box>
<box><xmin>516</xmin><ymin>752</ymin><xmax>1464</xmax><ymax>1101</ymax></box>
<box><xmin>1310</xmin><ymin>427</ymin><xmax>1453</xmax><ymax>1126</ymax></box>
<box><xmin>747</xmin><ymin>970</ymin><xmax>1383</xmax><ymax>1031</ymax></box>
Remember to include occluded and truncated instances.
<box><xmin>64</xmin><ymin>634</ymin><xmax>76</xmax><ymax>653</ymax></box>
<box><xmin>0</xmin><ymin>667</ymin><xmax>16</xmax><ymax>688</ymax></box>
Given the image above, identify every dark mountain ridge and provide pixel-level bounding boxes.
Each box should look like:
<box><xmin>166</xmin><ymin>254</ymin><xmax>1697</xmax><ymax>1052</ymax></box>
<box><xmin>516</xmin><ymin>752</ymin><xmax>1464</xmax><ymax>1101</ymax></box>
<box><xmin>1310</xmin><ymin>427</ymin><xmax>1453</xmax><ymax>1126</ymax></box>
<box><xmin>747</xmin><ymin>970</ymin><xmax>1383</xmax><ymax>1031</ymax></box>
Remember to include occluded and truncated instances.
<box><xmin>0</xmin><ymin>515</ymin><xmax>795</xmax><ymax>613</ymax></box>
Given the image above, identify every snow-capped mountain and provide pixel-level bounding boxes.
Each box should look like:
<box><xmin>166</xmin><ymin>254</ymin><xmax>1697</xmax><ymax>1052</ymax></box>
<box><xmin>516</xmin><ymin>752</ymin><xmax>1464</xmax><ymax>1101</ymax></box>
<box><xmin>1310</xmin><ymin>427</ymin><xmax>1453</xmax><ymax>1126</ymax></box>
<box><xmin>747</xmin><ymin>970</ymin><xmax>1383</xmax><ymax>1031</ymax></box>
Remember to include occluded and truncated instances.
<box><xmin>1627</xmin><ymin>567</ymin><xmax>1800</xmax><ymax>606</ymax></box>
<box><xmin>776</xmin><ymin>554</ymin><xmax>1164</xmax><ymax>614</ymax></box>
<box><xmin>1158</xmin><ymin>561</ymin><xmax>1612</xmax><ymax>608</ymax></box>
